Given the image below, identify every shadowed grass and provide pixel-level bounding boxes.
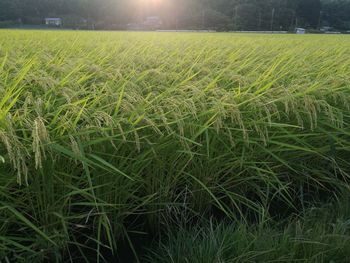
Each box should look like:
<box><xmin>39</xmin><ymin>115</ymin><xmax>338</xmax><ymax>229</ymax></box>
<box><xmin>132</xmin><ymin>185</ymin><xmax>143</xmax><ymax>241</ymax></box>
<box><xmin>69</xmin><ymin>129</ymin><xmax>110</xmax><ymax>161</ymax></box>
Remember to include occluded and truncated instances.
<box><xmin>147</xmin><ymin>194</ymin><xmax>350</xmax><ymax>263</ymax></box>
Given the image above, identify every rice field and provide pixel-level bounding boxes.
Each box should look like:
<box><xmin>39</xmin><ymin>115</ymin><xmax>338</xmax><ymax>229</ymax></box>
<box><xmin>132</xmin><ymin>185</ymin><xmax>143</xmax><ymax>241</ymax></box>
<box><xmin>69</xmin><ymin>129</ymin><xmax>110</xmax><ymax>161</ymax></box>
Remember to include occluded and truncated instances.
<box><xmin>0</xmin><ymin>30</ymin><xmax>350</xmax><ymax>262</ymax></box>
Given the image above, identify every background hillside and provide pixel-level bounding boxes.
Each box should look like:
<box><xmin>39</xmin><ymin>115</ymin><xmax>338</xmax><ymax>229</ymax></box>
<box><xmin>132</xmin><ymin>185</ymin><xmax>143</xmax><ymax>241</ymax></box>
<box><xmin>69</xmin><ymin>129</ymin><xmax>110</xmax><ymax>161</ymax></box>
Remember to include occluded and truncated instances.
<box><xmin>1</xmin><ymin>0</ymin><xmax>350</xmax><ymax>31</ymax></box>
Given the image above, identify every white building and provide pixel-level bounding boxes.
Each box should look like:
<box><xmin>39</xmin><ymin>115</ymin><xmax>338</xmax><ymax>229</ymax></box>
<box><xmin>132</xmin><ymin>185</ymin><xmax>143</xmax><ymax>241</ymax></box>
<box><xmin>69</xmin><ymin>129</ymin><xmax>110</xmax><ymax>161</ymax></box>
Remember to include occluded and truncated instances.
<box><xmin>127</xmin><ymin>16</ymin><xmax>162</xmax><ymax>31</ymax></box>
<box><xmin>45</xmin><ymin>18</ymin><xmax>62</xmax><ymax>26</ymax></box>
<box><xmin>296</xmin><ymin>28</ymin><xmax>306</xmax><ymax>34</ymax></box>
<box><xmin>144</xmin><ymin>16</ymin><xmax>162</xmax><ymax>29</ymax></box>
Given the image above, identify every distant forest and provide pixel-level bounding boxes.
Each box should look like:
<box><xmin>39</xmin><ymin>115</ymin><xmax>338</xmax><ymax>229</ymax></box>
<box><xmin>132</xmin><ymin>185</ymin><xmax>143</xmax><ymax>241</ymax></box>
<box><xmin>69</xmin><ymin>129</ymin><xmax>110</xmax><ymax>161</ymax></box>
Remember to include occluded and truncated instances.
<box><xmin>1</xmin><ymin>0</ymin><xmax>350</xmax><ymax>31</ymax></box>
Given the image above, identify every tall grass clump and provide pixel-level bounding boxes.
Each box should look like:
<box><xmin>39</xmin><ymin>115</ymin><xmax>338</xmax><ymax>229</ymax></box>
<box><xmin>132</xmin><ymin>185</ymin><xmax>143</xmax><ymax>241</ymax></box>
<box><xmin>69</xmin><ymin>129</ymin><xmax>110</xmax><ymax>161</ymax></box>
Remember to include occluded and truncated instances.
<box><xmin>147</xmin><ymin>194</ymin><xmax>350</xmax><ymax>263</ymax></box>
<box><xmin>0</xmin><ymin>30</ymin><xmax>350</xmax><ymax>261</ymax></box>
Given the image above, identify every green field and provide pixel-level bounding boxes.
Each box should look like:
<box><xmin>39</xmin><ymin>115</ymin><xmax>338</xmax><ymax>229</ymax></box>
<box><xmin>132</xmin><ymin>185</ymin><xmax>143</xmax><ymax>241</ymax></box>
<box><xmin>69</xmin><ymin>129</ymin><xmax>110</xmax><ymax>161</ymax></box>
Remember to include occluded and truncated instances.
<box><xmin>0</xmin><ymin>30</ymin><xmax>350</xmax><ymax>262</ymax></box>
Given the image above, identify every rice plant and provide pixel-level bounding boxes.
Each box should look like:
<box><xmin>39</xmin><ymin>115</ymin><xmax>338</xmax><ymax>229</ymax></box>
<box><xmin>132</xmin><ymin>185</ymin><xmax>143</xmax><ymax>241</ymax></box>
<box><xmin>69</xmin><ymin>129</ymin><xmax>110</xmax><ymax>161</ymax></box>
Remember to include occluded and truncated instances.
<box><xmin>0</xmin><ymin>30</ymin><xmax>349</xmax><ymax>261</ymax></box>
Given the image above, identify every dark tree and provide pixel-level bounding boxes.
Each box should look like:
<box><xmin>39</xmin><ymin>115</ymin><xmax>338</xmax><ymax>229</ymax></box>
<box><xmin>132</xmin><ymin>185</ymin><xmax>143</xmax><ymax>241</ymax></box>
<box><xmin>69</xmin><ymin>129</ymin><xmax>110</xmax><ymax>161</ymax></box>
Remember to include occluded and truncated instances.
<box><xmin>0</xmin><ymin>0</ymin><xmax>349</xmax><ymax>31</ymax></box>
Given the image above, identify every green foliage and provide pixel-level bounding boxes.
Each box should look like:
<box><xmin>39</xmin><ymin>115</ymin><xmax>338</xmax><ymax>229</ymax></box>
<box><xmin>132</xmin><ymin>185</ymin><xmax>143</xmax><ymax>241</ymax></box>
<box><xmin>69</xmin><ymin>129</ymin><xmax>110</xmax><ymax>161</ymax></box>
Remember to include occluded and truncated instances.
<box><xmin>147</xmin><ymin>195</ymin><xmax>350</xmax><ymax>262</ymax></box>
<box><xmin>1</xmin><ymin>0</ymin><xmax>349</xmax><ymax>30</ymax></box>
<box><xmin>0</xmin><ymin>30</ymin><xmax>349</xmax><ymax>261</ymax></box>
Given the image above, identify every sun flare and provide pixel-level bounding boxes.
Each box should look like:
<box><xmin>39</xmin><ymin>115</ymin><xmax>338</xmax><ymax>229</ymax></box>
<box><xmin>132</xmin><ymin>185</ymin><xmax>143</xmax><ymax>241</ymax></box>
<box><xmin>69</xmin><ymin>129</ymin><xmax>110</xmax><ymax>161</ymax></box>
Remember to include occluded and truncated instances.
<box><xmin>140</xmin><ymin>0</ymin><xmax>164</xmax><ymax>7</ymax></box>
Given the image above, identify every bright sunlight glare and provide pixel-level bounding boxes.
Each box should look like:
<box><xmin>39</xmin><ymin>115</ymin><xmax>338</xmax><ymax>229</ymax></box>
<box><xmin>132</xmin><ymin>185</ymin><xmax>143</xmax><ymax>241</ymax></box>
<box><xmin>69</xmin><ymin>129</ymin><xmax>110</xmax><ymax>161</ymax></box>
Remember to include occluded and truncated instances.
<box><xmin>139</xmin><ymin>0</ymin><xmax>164</xmax><ymax>7</ymax></box>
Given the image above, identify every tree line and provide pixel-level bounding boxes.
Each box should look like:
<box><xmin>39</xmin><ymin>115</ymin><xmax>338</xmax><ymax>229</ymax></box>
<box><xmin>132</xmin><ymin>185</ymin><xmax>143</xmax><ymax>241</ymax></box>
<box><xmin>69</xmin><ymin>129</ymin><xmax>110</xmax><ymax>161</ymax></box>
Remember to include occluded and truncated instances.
<box><xmin>0</xmin><ymin>0</ymin><xmax>350</xmax><ymax>31</ymax></box>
